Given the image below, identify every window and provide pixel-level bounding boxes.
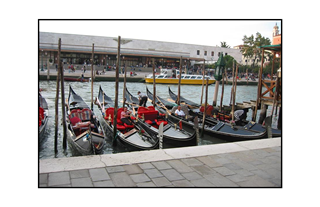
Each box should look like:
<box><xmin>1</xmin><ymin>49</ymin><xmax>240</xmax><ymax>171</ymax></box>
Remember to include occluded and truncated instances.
<box><xmin>185</xmin><ymin>76</ymin><xmax>190</xmax><ymax>79</ymax></box>
<box><xmin>225</xmin><ymin>53</ymin><xmax>228</xmax><ymax>56</ymax></box>
<box><xmin>191</xmin><ymin>76</ymin><xmax>196</xmax><ymax>79</ymax></box>
<box><xmin>197</xmin><ymin>76</ymin><xmax>202</xmax><ymax>79</ymax></box>
<box><xmin>197</xmin><ymin>50</ymin><xmax>200</xmax><ymax>55</ymax></box>
<box><xmin>204</xmin><ymin>51</ymin><xmax>207</xmax><ymax>56</ymax></box>
<box><xmin>211</xmin><ymin>51</ymin><xmax>214</xmax><ymax>56</ymax></box>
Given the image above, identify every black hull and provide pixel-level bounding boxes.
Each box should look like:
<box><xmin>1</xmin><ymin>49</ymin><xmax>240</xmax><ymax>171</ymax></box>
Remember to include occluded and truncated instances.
<box><xmin>126</xmin><ymin>87</ymin><xmax>196</xmax><ymax>147</ymax></box>
<box><xmin>97</xmin><ymin>110</ymin><xmax>159</xmax><ymax>151</ymax></box>
<box><xmin>136</xmin><ymin>119</ymin><xmax>197</xmax><ymax>147</ymax></box>
<box><xmin>97</xmin><ymin>86</ymin><xmax>159</xmax><ymax>151</ymax></box>
<box><xmin>159</xmin><ymin>108</ymin><xmax>267</xmax><ymax>142</ymax></box>
<box><xmin>39</xmin><ymin>115</ymin><xmax>49</xmax><ymax>142</ymax></box>
<box><xmin>195</xmin><ymin>112</ymin><xmax>281</xmax><ymax>138</ymax></box>
<box><xmin>67</xmin><ymin>86</ymin><xmax>106</xmax><ymax>156</ymax></box>
<box><xmin>66</xmin><ymin>124</ymin><xmax>105</xmax><ymax>156</ymax></box>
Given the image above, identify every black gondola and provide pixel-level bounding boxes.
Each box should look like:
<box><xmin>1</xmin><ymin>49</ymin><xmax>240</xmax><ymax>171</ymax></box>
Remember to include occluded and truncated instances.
<box><xmin>151</xmin><ymin>89</ymin><xmax>266</xmax><ymax>141</ymax></box>
<box><xmin>39</xmin><ymin>92</ymin><xmax>49</xmax><ymax>142</ymax></box>
<box><xmin>96</xmin><ymin>86</ymin><xmax>159</xmax><ymax>151</ymax></box>
<box><xmin>168</xmin><ymin>87</ymin><xmax>281</xmax><ymax>138</ymax></box>
<box><xmin>197</xmin><ymin>112</ymin><xmax>281</xmax><ymax>137</ymax></box>
<box><xmin>125</xmin><ymin>88</ymin><xmax>197</xmax><ymax>146</ymax></box>
<box><xmin>66</xmin><ymin>85</ymin><xmax>105</xmax><ymax>156</ymax></box>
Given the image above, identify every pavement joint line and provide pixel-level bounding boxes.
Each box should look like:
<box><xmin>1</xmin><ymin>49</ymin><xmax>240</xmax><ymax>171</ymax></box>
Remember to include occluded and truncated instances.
<box><xmin>40</xmin><ymin>138</ymin><xmax>281</xmax><ymax>174</ymax></box>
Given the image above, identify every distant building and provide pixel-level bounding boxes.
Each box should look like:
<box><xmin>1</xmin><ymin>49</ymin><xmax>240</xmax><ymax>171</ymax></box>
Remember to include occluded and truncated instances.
<box><xmin>39</xmin><ymin>32</ymin><xmax>242</xmax><ymax>69</ymax></box>
<box><xmin>272</xmin><ymin>23</ymin><xmax>281</xmax><ymax>45</ymax></box>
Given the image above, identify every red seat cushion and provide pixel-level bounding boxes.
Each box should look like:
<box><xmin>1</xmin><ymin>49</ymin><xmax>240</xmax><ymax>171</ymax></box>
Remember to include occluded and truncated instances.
<box><xmin>124</xmin><ymin>123</ymin><xmax>134</xmax><ymax>128</ymax></box>
<box><xmin>70</xmin><ymin>116</ymin><xmax>82</xmax><ymax>126</ymax></box>
<box><xmin>145</xmin><ymin>120</ymin><xmax>153</xmax><ymax>125</ymax></box>
<box><xmin>155</xmin><ymin>119</ymin><xmax>167</xmax><ymax>126</ymax></box>
<box><xmin>116</xmin><ymin>124</ymin><xmax>126</xmax><ymax>131</ymax></box>
<box><xmin>117</xmin><ymin>108</ymin><xmax>124</xmax><ymax>124</ymax></box>
<box><xmin>39</xmin><ymin>107</ymin><xmax>44</xmax><ymax>120</ymax></box>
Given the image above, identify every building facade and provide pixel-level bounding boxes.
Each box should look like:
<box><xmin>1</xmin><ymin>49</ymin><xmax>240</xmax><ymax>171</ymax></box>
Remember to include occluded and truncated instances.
<box><xmin>39</xmin><ymin>32</ymin><xmax>242</xmax><ymax>69</ymax></box>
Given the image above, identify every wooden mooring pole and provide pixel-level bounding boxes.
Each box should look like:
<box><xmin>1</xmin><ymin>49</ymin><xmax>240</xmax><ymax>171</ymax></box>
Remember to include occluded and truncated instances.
<box><xmin>113</xmin><ymin>36</ymin><xmax>121</xmax><ymax>145</ymax></box>
<box><xmin>230</xmin><ymin>60</ymin><xmax>235</xmax><ymax>106</ymax></box>
<box><xmin>201</xmin><ymin>79</ymin><xmax>209</xmax><ymax>137</ymax></box>
<box><xmin>177</xmin><ymin>56</ymin><xmax>182</xmax><ymax>105</ymax></box>
<box><xmin>152</xmin><ymin>58</ymin><xmax>156</xmax><ymax>107</ymax></box>
<box><xmin>59</xmin><ymin>38</ymin><xmax>67</xmax><ymax>152</ymax></box>
<box><xmin>200</xmin><ymin>60</ymin><xmax>205</xmax><ymax>105</ymax></box>
<box><xmin>91</xmin><ymin>44</ymin><xmax>94</xmax><ymax>110</ymax></box>
<box><xmin>47</xmin><ymin>59</ymin><xmax>50</xmax><ymax>80</ymax></box>
<box><xmin>219</xmin><ymin>72</ymin><xmax>225</xmax><ymax>112</ymax></box>
<box><xmin>123</xmin><ymin>58</ymin><xmax>127</xmax><ymax>109</ymax></box>
<box><xmin>54</xmin><ymin>38</ymin><xmax>61</xmax><ymax>156</ymax></box>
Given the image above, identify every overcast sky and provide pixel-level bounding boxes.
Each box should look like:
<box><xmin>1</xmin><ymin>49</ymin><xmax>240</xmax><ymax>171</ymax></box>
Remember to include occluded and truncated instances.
<box><xmin>39</xmin><ymin>20</ymin><xmax>281</xmax><ymax>48</ymax></box>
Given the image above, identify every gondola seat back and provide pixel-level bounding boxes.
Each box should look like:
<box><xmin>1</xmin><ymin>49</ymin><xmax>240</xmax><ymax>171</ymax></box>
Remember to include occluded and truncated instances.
<box><xmin>106</xmin><ymin>107</ymin><xmax>121</xmax><ymax>124</ymax></box>
<box><xmin>138</xmin><ymin>106</ymin><xmax>158</xmax><ymax>121</ymax></box>
<box><xmin>200</xmin><ymin>105</ymin><xmax>214</xmax><ymax>116</ymax></box>
<box><xmin>105</xmin><ymin>108</ymin><xmax>114</xmax><ymax>122</ymax></box>
<box><xmin>81</xmin><ymin>108</ymin><xmax>92</xmax><ymax>121</ymax></box>
<box><xmin>69</xmin><ymin>109</ymin><xmax>81</xmax><ymax>119</ymax></box>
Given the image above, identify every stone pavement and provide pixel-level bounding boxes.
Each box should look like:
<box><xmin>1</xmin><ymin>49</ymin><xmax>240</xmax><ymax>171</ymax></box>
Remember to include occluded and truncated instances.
<box><xmin>39</xmin><ymin>138</ymin><xmax>281</xmax><ymax>187</ymax></box>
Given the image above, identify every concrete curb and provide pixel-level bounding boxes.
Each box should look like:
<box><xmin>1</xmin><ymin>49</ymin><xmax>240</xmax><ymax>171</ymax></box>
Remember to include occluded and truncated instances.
<box><xmin>40</xmin><ymin>138</ymin><xmax>281</xmax><ymax>174</ymax></box>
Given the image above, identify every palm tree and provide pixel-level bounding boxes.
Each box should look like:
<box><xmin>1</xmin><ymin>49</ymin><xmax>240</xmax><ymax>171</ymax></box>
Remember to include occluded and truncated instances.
<box><xmin>220</xmin><ymin>41</ymin><xmax>230</xmax><ymax>48</ymax></box>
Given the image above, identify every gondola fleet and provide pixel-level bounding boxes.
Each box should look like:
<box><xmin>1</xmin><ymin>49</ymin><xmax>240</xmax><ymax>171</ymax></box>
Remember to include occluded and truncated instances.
<box><xmin>39</xmin><ymin>83</ymin><xmax>281</xmax><ymax>156</ymax></box>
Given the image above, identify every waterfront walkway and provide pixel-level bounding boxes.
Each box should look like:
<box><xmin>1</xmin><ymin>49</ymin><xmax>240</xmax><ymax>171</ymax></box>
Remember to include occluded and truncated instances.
<box><xmin>39</xmin><ymin>138</ymin><xmax>281</xmax><ymax>187</ymax></box>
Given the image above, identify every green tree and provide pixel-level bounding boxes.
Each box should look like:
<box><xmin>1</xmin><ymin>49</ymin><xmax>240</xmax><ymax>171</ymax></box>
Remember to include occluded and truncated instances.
<box><xmin>241</xmin><ymin>32</ymin><xmax>271</xmax><ymax>68</ymax></box>
<box><xmin>220</xmin><ymin>41</ymin><xmax>230</xmax><ymax>48</ymax></box>
<box><xmin>224</xmin><ymin>55</ymin><xmax>235</xmax><ymax>70</ymax></box>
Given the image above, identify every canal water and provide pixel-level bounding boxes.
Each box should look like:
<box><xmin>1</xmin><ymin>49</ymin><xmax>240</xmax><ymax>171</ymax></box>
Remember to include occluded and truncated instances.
<box><xmin>39</xmin><ymin>81</ymin><xmax>280</xmax><ymax>159</ymax></box>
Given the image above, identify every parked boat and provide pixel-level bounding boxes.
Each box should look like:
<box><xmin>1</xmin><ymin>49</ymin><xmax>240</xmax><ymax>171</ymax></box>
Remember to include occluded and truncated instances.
<box><xmin>125</xmin><ymin>88</ymin><xmax>197</xmax><ymax>146</ymax></box>
<box><xmin>168</xmin><ymin>88</ymin><xmax>281</xmax><ymax>137</ymax></box>
<box><xmin>39</xmin><ymin>92</ymin><xmax>49</xmax><ymax>142</ymax></box>
<box><xmin>66</xmin><ymin>85</ymin><xmax>105</xmax><ymax>155</ymax></box>
<box><xmin>145</xmin><ymin>68</ymin><xmax>215</xmax><ymax>85</ymax></box>
<box><xmin>151</xmin><ymin>90</ymin><xmax>267</xmax><ymax>141</ymax></box>
<box><xmin>64</xmin><ymin>77</ymin><xmax>89</xmax><ymax>82</ymax></box>
<box><xmin>96</xmin><ymin>86</ymin><xmax>159</xmax><ymax>151</ymax></box>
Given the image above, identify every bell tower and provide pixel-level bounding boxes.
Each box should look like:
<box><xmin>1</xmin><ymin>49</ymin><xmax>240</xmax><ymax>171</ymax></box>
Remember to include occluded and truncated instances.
<box><xmin>273</xmin><ymin>23</ymin><xmax>279</xmax><ymax>37</ymax></box>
